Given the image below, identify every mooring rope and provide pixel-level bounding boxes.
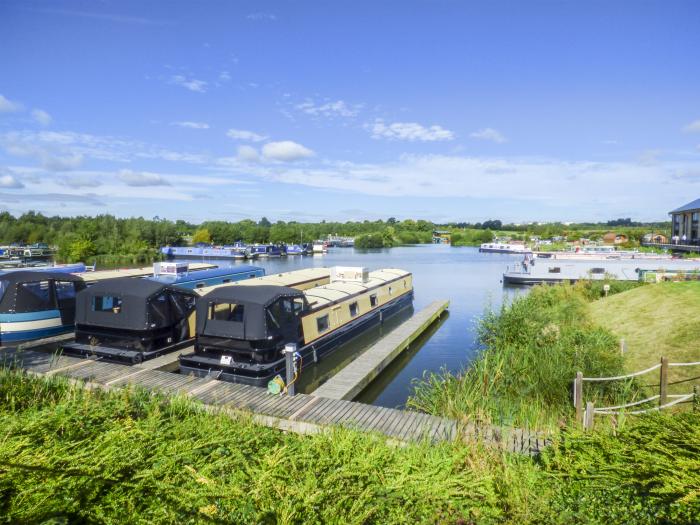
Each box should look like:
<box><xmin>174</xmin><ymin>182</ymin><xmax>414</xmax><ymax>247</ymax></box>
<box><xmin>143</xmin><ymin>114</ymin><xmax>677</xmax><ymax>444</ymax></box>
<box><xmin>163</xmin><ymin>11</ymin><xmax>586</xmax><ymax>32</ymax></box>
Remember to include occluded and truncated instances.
<box><xmin>595</xmin><ymin>393</ymin><xmax>694</xmax><ymax>415</ymax></box>
<box><xmin>581</xmin><ymin>363</ymin><xmax>661</xmax><ymax>382</ymax></box>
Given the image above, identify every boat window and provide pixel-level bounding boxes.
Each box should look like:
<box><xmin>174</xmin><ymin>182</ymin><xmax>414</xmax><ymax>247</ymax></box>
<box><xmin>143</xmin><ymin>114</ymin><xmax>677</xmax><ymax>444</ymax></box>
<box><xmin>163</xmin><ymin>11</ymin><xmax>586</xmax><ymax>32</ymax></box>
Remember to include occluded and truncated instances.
<box><xmin>403</xmin><ymin>280</ymin><xmax>407</xmax><ymax>288</ymax></box>
<box><xmin>267</xmin><ymin>298</ymin><xmax>299</xmax><ymax>331</ymax></box>
<box><xmin>209</xmin><ymin>303</ymin><xmax>245</xmax><ymax>322</ymax></box>
<box><xmin>93</xmin><ymin>295</ymin><xmax>122</xmax><ymax>314</ymax></box>
<box><xmin>388</xmin><ymin>286</ymin><xmax>393</xmax><ymax>295</ymax></box>
<box><xmin>196</xmin><ymin>283</ymin><xmax>205</xmax><ymax>289</ymax></box>
<box><xmin>15</xmin><ymin>281</ymin><xmax>53</xmax><ymax>313</ymax></box>
<box><xmin>370</xmin><ymin>294</ymin><xmax>378</xmax><ymax>307</ymax></box>
<box><xmin>249</xmin><ymin>274</ymin><xmax>256</xmax><ymax>278</ymax></box>
<box><xmin>349</xmin><ymin>301</ymin><xmax>359</xmax><ymax>317</ymax></box>
<box><xmin>548</xmin><ymin>267</ymin><xmax>561</xmax><ymax>274</ymax></box>
<box><xmin>55</xmin><ymin>281</ymin><xmax>77</xmax><ymax>307</ymax></box>
<box><xmin>316</xmin><ymin>314</ymin><xmax>330</xmax><ymax>333</ymax></box>
<box><xmin>591</xmin><ymin>268</ymin><xmax>605</xmax><ymax>274</ymax></box>
<box><xmin>222</xmin><ymin>279</ymin><xmax>231</xmax><ymax>284</ymax></box>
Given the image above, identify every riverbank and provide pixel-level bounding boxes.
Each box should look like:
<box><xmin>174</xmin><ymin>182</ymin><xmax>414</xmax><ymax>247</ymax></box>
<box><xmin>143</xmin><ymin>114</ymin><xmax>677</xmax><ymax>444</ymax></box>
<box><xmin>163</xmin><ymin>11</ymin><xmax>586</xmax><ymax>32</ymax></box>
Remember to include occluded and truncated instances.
<box><xmin>407</xmin><ymin>282</ymin><xmax>633</xmax><ymax>429</ymax></box>
<box><xmin>1</xmin><ymin>369</ymin><xmax>698</xmax><ymax>523</ymax></box>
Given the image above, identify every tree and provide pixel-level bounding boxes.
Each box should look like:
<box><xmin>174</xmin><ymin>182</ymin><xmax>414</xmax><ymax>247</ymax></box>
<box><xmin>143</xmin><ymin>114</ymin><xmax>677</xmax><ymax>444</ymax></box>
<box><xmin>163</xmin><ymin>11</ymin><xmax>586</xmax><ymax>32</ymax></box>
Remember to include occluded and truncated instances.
<box><xmin>192</xmin><ymin>228</ymin><xmax>212</xmax><ymax>245</ymax></box>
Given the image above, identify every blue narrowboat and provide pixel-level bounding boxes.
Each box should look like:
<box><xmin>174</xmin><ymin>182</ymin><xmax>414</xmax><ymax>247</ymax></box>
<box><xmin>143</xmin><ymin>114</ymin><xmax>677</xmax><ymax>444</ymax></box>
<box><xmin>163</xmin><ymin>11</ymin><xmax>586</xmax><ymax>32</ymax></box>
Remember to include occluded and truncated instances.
<box><xmin>0</xmin><ymin>271</ymin><xmax>86</xmax><ymax>345</ymax></box>
<box><xmin>285</xmin><ymin>244</ymin><xmax>304</xmax><ymax>255</ymax></box>
<box><xmin>149</xmin><ymin>262</ymin><xmax>264</xmax><ymax>290</ymax></box>
<box><xmin>246</xmin><ymin>244</ymin><xmax>282</xmax><ymax>258</ymax></box>
<box><xmin>161</xmin><ymin>246</ymin><xmax>247</xmax><ymax>260</ymax></box>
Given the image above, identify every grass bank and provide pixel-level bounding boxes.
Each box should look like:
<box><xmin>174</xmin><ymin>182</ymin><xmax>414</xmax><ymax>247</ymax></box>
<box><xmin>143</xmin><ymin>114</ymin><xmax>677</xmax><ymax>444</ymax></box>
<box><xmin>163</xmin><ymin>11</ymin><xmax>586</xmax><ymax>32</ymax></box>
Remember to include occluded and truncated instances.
<box><xmin>407</xmin><ymin>283</ymin><xmax>635</xmax><ymax>429</ymax></box>
<box><xmin>1</xmin><ymin>370</ymin><xmax>698</xmax><ymax>523</ymax></box>
<box><xmin>589</xmin><ymin>281</ymin><xmax>700</xmax><ymax>388</ymax></box>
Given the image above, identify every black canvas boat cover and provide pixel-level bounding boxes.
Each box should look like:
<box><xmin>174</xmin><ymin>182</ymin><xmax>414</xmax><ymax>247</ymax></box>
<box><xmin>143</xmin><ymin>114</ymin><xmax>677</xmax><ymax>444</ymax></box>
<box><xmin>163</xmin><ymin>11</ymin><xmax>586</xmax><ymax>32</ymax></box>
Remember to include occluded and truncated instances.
<box><xmin>74</xmin><ymin>277</ymin><xmax>194</xmax><ymax>330</ymax></box>
<box><xmin>0</xmin><ymin>271</ymin><xmax>84</xmax><ymax>313</ymax></box>
<box><xmin>198</xmin><ymin>284</ymin><xmax>305</xmax><ymax>340</ymax></box>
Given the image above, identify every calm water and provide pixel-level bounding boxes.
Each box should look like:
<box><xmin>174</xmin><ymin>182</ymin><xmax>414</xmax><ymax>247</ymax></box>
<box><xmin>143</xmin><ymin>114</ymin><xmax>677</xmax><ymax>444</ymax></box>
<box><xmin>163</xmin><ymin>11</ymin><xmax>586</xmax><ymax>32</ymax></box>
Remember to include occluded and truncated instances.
<box><xmin>181</xmin><ymin>244</ymin><xmax>525</xmax><ymax>408</ymax></box>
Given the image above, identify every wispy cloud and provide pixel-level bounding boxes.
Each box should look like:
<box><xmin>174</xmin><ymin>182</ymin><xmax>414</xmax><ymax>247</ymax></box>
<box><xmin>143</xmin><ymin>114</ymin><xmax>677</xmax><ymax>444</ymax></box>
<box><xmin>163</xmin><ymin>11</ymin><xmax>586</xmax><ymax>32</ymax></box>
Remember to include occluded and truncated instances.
<box><xmin>117</xmin><ymin>169</ymin><xmax>171</xmax><ymax>187</ymax></box>
<box><xmin>0</xmin><ymin>173</ymin><xmax>24</xmax><ymax>188</ymax></box>
<box><xmin>683</xmin><ymin>119</ymin><xmax>700</xmax><ymax>133</ymax></box>
<box><xmin>469</xmin><ymin>128</ymin><xmax>507</xmax><ymax>143</ymax></box>
<box><xmin>296</xmin><ymin>100</ymin><xmax>361</xmax><ymax>118</ymax></box>
<box><xmin>31</xmin><ymin>109</ymin><xmax>52</xmax><ymax>126</ymax></box>
<box><xmin>172</xmin><ymin>121</ymin><xmax>210</xmax><ymax>129</ymax></box>
<box><xmin>247</xmin><ymin>12</ymin><xmax>276</xmax><ymax>21</ymax></box>
<box><xmin>169</xmin><ymin>75</ymin><xmax>207</xmax><ymax>93</ymax></box>
<box><xmin>227</xmin><ymin>129</ymin><xmax>268</xmax><ymax>142</ymax></box>
<box><xmin>237</xmin><ymin>145</ymin><xmax>260</xmax><ymax>163</ymax></box>
<box><xmin>0</xmin><ymin>94</ymin><xmax>22</xmax><ymax>113</ymax></box>
<box><xmin>262</xmin><ymin>141</ymin><xmax>314</xmax><ymax>161</ymax></box>
<box><xmin>369</xmin><ymin>120</ymin><xmax>454</xmax><ymax>142</ymax></box>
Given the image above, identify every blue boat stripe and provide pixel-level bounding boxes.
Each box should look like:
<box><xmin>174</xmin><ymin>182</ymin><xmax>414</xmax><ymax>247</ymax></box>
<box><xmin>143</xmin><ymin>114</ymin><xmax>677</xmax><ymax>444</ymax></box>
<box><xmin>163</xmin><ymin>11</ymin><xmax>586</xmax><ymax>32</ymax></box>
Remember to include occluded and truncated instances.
<box><xmin>0</xmin><ymin>310</ymin><xmax>62</xmax><ymax>322</ymax></box>
<box><xmin>0</xmin><ymin>325</ymin><xmax>70</xmax><ymax>343</ymax></box>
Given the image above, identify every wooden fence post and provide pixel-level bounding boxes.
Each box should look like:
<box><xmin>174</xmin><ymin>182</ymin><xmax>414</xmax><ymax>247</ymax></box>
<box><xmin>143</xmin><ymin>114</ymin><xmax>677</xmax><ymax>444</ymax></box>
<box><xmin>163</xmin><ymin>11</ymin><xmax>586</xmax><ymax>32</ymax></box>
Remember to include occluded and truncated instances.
<box><xmin>575</xmin><ymin>372</ymin><xmax>583</xmax><ymax>423</ymax></box>
<box><xmin>584</xmin><ymin>402</ymin><xmax>595</xmax><ymax>431</ymax></box>
<box><xmin>659</xmin><ymin>356</ymin><xmax>668</xmax><ymax>406</ymax></box>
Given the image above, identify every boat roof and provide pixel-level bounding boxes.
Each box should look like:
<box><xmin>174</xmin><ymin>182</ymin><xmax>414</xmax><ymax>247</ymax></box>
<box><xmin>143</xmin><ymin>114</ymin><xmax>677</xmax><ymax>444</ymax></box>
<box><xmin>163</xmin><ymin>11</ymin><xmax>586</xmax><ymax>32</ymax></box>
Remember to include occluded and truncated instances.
<box><xmin>203</xmin><ymin>284</ymin><xmax>303</xmax><ymax>305</ymax></box>
<box><xmin>670</xmin><ymin>198</ymin><xmax>700</xmax><ymax>214</ymax></box>
<box><xmin>0</xmin><ymin>270</ymin><xmax>84</xmax><ymax>285</ymax></box>
<box><xmin>303</xmin><ymin>268</ymin><xmax>410</xmax><ymax>309</ymax></box>
<box><xmin>0</xmin><ymin>271</ymin><xmax>85</xmax><ymax>313</ymax></box>
<box><xmin>79</xmin><ymin>263</ymin><xmax>216</xmax><ymax>282</ymax></box>
<box><xmin>151</xmin><ymin>264</ymin><xmax>262</xmax><ymax>284</ymax></box>
<box><xmin>194</xmin><ymin>267</ymin><xmax>331</xmax><ymax>296</ymax></box>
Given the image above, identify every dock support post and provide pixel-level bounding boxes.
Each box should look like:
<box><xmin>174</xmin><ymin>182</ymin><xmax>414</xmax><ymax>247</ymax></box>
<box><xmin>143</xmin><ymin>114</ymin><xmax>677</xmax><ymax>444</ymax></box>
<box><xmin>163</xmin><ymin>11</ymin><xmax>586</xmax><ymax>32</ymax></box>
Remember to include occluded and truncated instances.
<box><xmin>574</xmin><ymin>372</ymin><xmax>583</xmax><ymax>424</ymax></box>
<box><xmin>283</xmin><ymin>343</ymin><xmax>297</xmax><ymax>397</ymax></box>
<box><xmin>659</xmin><ymin>356</ymin><xmax>668</xmax><ymax>406</ymax></box>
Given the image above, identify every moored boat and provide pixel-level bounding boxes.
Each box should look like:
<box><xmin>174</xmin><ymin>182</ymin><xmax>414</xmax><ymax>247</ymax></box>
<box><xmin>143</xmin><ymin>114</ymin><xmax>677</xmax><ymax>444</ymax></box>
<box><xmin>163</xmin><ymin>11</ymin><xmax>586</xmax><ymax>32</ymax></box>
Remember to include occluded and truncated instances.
<box><xmin>149</xmin><ymin>262</ymin><xmax>264</xmax><ymax>290</ymax></box>
<box><xmin>179</xmin><ymin>267</ymin><xmax>414</xmax><ymax>386</ymax></box>
<box><xmin>0</xmin><ymin>271</ymin><xmax>86</xmax><ymax>345</ymax></box>
<box><xmin>479</xmin><ymin>242</ymin><xmax>531</xmax><ymax>254</ymax></box>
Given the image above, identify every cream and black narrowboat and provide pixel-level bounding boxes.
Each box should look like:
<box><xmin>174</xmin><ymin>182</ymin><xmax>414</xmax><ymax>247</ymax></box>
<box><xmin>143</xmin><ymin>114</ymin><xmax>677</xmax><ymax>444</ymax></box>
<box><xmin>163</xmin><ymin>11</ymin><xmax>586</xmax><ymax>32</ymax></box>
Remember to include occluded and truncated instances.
<box><xmin>178</xmin><ymin>267</ymin><xmax>413</xmax><ymax>386</ymax></box>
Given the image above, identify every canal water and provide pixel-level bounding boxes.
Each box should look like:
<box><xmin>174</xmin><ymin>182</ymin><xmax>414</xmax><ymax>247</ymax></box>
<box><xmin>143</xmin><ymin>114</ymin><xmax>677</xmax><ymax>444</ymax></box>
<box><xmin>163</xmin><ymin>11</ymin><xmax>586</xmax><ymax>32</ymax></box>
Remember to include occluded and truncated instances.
<box><xmin>180</xmin><ymin>244</ymin><xmax>525</xmax><ymax>408</ymax></box>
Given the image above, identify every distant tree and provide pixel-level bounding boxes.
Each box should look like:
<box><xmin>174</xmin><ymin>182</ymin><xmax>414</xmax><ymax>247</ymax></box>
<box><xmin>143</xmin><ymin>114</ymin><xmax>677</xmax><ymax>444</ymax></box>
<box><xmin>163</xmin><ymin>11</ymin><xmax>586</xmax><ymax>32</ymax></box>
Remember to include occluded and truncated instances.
<box><xmin>258</xmin><ymin>217</ymin><xmax>271</xmax><ymax>228</ymax></box>
<box><xmin>387</xmin><ymin>217</ymin><xmax>397</xmax><ymax>225</ymax></box>
<box><xmin>192</xmin><ymin>228</ymin><xmax>212</xmax><ymax>245</ymax></box>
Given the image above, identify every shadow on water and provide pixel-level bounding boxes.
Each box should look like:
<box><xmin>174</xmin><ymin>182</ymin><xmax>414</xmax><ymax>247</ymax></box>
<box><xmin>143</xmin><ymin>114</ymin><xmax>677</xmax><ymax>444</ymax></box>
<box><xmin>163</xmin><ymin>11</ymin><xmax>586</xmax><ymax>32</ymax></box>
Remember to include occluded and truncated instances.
<box><xmin>354</xmin><ymin>310</ymin><xmax>450</xmax><ymax>408</ymax></box>
<box><xmin>296</xmin><ymin>305</ymin><xmax>415</xmax><ymax>394</ymax></box>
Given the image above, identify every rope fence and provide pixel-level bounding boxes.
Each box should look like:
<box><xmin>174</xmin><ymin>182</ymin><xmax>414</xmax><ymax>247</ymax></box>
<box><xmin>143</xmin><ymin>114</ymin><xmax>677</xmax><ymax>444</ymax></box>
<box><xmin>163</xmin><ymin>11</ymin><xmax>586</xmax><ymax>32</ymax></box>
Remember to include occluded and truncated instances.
<box><xmin>573</xmin><ymin>355</ymin><xmax>700</xmax><ymax>429</ymax></box>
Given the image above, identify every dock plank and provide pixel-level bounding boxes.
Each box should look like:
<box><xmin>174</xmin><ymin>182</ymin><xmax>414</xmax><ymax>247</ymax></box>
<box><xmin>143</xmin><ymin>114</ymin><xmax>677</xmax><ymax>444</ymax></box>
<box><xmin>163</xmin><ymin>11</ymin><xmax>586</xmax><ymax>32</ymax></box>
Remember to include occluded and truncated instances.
<box><xmin>313</xmin><ymin>300</ymin><xmax>449</xmax><ymax>401</ymax></box>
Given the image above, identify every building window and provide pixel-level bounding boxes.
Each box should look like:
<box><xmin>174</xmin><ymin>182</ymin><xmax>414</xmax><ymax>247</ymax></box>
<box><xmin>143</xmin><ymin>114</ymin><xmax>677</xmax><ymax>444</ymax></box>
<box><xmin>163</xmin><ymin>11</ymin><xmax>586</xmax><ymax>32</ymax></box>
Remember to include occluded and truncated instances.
<box><xmin>316</xmin><ymin>314</ymin><xmax>330</xmax><ymax>333</ymax></box>
<box><xmin>349</xmin><ymin>301</ymin><xmax>359</xmax><ymax>317</ymax></box>
<box><xmin>370</xmin><ymin>294</ymin><xmax>378</xmax><ymax>307</ymax></box>
<box><xmin>93</xmin><ymin>295</ymin><xmax>122</xmax><ymax>314</ymax></box>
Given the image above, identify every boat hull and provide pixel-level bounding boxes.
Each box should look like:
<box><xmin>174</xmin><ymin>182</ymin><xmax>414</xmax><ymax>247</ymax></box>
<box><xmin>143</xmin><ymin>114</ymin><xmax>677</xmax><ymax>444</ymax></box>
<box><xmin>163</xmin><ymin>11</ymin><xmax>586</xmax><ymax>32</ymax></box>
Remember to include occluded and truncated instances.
<box><xmin>0</xmin><ymin>310</ymin><xmax>72</xmax><ymax>345</ymax></box>
<box><xmin>179</xmin><ymin>291</ymin><xmax>414</xmax><ymax>386</ymax></box>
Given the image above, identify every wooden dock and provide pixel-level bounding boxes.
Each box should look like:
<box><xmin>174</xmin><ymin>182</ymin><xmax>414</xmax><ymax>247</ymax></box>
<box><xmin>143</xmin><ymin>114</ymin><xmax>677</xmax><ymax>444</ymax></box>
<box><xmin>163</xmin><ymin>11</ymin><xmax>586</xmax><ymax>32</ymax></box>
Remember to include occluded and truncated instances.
<box><xmin>0</xmin><ymin>346</ymin><xmax>549</xmax><ymax>454</ymax></box>
<box><xmin>313</xmin><ymin>300</ymin><xmax>449</xmax><ymax>400</ymax></box>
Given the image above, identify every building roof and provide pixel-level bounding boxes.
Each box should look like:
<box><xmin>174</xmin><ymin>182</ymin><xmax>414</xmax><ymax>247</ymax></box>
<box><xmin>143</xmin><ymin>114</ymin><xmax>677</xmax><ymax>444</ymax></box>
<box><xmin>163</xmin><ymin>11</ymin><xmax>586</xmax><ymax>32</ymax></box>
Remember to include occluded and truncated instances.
<box><xmin>671</xmin><ymin>198</ymin><xmax>700</xmax><ymax>214</ymax></box>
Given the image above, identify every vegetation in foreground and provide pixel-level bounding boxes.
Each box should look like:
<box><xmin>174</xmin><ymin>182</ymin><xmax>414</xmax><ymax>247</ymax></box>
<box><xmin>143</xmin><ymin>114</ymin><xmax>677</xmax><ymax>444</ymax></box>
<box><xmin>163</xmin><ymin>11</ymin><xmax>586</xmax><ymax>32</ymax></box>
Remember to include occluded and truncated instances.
<box><xmin>0</xmin><ymin>370</ymin><xmax>698</xmax><ymax>524</ymax></box>
<box><xmin>408</xmin><ymin>282</ymin><xmax>637</xmax><ymax>429</ymax></box>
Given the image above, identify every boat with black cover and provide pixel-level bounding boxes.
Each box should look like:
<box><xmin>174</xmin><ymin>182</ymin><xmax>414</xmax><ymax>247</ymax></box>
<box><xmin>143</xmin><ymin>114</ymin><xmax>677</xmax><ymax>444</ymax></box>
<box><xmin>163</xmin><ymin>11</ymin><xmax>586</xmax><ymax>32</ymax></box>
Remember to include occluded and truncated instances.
<box><xmin>179</xmin><ymin>267</ymin><xmax>414</xmax><ymax>386</ymax></box>
<box><xmin>62</xmin><ymin>278</ymin><xmax>197</xmax><ymax>363</ymax></box>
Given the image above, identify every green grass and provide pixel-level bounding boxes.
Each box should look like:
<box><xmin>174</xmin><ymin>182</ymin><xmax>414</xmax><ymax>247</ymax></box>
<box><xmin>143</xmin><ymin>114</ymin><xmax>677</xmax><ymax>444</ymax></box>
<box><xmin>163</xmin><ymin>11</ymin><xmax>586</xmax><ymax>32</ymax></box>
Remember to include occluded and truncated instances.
<box><xmin>588</xmin><ymin>281</ymin><xmax>700</xmax><ymax>389</ymax></box>
<box><xmin>1</xmin><ymin>370</ymin><xmax>699</xmax><ymax>524</ymax></box>
<box><xmin>407</xmin><ymin>284</ymin><xmax>631</xmax><ymax>430</ymax></box>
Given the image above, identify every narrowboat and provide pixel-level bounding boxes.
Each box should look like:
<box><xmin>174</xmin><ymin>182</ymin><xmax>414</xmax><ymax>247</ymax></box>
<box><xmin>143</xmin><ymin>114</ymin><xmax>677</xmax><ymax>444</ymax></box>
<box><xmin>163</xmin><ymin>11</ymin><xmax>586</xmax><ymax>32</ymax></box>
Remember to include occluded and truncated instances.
<box><xmin>246</xmin><ymin>244</ymin><xmax>282</xmax><ymax>258</ymax></box>
<box><xmin>161</xmin><ymin>245</ymin><xmax>247</xmax><ymax>260</ymax></box>
<box><xmin>479</xmin><ymin>242</ymin><xmax>532</xmax><ymax>254</ymax></box>
<box><xmin>285</xmin><ymin>244</ymin><xmax>304</xmax><ymax>255</ymax></box>
<box><xmin>0</xmin><ymin>271</ymin><xmax>86</xmax><ymax>345</ymax></box>
<box><xmin>62</xmin><ymin>278</ymin><xmax>198</xmax><ymax>363</ymax></box>
<box><xmin>179</xmin><ymin>267</ymin><xmax>413</xmax><ymax>386</ymax></box>
<box><xmin>149</xmin><ymin>262</ymin><xmax>264</xmax><ymax>290</ymax></box>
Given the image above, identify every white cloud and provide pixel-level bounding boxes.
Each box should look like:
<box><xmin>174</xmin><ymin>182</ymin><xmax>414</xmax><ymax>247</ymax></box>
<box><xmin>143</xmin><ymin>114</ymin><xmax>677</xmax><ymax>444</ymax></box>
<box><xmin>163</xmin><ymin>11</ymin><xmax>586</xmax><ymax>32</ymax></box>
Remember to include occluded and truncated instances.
<box><xmin>60</xmin><ymin>174</ymin><xmax>103</xmax><ymax>188</ymax></box>
<box><xmin>227</xmin><ymin>128</ymin><xmax>268</xmax><ymax>142</ymax></box>
<box><xmin>247</xmin><ymin>12</ymin><xmax>276</xmax><ymax>20</ymax></box>
<box><xmin>262</xmin><ymin>141</ymin><xmax>314</xmax><ymax>161</ymax></box>
<box><xmin>0</xmin><ymin>94</ymin><xmax>22</xmax><ymax>113</ymax></box>
<box><xmin>237</xmin><ymin>145</ymin><xmax>259</xmax><ymax>162</ymax></box>
<box><xmin>0</xmin><ymin>174</ymin><xmax>24</xmax><ymax>188</ymax></box>
<box><xmin>683</xmin><ymin>119</ymin><xmax>700</xmax><ymax>133</ymax></box>
<box><xmin>31</xmin><ymin>109</ymin><xmax>53</xmax><ymax>126</ymax></box>
<box><xmin>117</xmin><ymin>169</ymin><xmax>171</xmax><ymax>187</ymax></box>
<box><xmin>172</xmin><ymin>121</ymin><xmax>210</xmax><ymax>129</ymax></box>
<box><xmin>219</xmin><ymin>71</ymin><xmax>231</xmax><ymax>82</ymax></box>
<box><xmin>369</xmin><ymin>119</ymin><xmax>454</xmax><ymax>142</ymax></box>
<box><xmin>296</xmin><ymin>100</ymin><xmax>360</xmax><ymax>118</ymax></box>
<box><xmin>469</xmin><ymin>128</ymin><xmax>507</xmax><ymax>143</ymax></box>
<box><xmin>169</xmin><ymin>75</ymin><xmax>207</xmax><ymax>93</ymax></box>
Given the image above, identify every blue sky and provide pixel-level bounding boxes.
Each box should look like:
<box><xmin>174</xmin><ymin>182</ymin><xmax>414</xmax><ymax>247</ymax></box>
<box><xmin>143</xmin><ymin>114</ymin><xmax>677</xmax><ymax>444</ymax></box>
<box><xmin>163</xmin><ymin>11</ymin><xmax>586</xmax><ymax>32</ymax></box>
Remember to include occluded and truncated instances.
<box><xmin>1</xmin><ymin>0</ymin><xmax>699</xmax><ymax>223</ymax></box>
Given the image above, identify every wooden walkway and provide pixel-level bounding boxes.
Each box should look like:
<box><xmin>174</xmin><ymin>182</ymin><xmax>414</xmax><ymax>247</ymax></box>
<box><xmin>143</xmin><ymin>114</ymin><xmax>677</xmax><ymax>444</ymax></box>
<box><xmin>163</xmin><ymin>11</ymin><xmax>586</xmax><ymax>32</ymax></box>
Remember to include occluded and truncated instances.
<box><xmin>0</xmin><ymin>347</ymin><xmax>550</xmax><ymax>455</ymax></box>
<box><xmin>313</xmin><ymin>300</ymin><xmax>449</xmax><ymax>400</ymax></box>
